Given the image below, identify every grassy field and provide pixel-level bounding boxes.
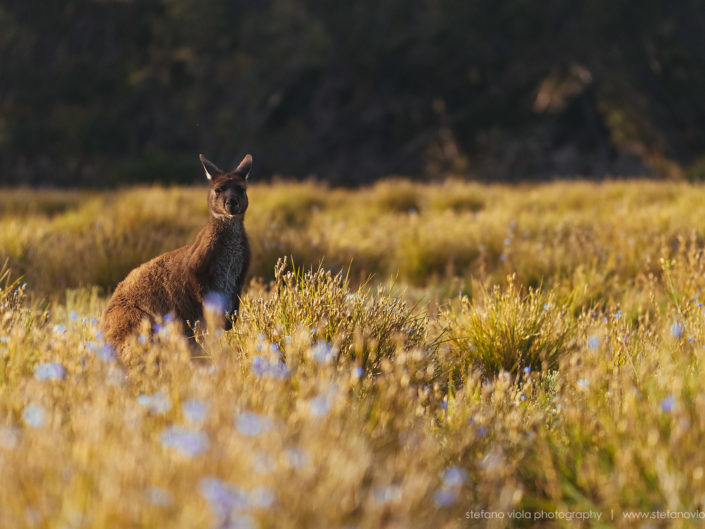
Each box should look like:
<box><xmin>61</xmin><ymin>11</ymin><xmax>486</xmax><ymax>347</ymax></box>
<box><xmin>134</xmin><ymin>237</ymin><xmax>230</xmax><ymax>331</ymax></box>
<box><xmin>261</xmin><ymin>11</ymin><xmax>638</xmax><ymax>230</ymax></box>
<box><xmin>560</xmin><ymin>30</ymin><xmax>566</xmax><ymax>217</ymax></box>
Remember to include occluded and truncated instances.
<box><xmin>2</xmin><ymin>179</ymin><xmax>705</xmax><ymax>528</ymax></box>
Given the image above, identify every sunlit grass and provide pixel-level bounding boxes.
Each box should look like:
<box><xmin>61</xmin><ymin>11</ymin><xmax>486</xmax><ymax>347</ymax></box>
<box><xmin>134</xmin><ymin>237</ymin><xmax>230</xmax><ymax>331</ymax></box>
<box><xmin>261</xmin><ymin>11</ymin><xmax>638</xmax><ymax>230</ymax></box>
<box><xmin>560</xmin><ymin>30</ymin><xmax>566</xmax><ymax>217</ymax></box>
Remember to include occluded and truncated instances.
<box><xmin>2</xmin><ymin>180</ymin><xmax>705</xmax><ymax>527</ymax></box>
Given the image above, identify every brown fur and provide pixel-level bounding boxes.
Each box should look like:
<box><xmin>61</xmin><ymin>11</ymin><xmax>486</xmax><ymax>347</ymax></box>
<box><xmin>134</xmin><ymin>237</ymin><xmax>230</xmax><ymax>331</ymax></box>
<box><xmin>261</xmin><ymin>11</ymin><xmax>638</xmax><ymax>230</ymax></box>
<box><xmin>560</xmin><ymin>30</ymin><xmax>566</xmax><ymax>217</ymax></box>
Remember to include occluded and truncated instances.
<box><xmin>101</xmin><ymin>154</ymin><xmax>252</xmax><ymax>353</ymax></box>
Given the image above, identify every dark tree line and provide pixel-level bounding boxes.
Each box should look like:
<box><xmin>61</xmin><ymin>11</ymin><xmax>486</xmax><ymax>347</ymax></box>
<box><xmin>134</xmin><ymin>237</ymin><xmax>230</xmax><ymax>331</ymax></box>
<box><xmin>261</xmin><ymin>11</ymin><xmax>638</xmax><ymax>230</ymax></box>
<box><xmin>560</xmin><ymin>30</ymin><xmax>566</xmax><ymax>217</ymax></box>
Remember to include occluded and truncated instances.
<box><xmin>1</xmin><ymin>0</ymin><xmax>704</xmax><ymax>186</ymax></box>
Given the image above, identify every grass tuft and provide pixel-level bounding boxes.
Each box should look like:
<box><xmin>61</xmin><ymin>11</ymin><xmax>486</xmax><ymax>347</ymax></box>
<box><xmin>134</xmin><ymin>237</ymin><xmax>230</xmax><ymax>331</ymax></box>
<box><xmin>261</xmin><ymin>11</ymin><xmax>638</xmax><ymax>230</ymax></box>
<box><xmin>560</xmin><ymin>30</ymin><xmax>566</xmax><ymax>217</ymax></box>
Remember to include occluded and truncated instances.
<box><xmin>442</xmin><ymin>277</ymin><xmax>574</xmax><ymax>378</ymax></box>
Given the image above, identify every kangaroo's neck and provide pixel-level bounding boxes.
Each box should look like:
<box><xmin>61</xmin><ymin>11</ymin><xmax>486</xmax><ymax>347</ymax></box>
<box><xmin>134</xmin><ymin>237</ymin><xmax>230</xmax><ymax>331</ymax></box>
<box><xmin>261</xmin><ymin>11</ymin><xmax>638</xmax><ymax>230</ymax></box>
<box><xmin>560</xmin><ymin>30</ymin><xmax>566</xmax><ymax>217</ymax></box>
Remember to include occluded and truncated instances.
<box><xmin>207</xmin><ymin>214</ymin><xmax>246</xmax><ymax>240</ymax></box>
<box><xmin>187</xmin><ymin>214</ymin><xmax>247</xmax><ymax>271</ymax></box>
<box><xmin>197</xmin><ymin>214</ymin><xmax>248</xmax><ymax>300</ymax></box>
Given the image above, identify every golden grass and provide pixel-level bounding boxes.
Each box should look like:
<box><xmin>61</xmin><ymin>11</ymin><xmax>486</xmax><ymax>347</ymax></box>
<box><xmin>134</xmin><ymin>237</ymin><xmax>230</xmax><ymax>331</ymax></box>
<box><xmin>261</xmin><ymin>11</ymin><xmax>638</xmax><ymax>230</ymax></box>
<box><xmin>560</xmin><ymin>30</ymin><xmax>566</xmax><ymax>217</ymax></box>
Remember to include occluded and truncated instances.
<box><xmin>2</xmin><ymin>179</ymin><xmax>705</xmax><ymax>527</ymax></box>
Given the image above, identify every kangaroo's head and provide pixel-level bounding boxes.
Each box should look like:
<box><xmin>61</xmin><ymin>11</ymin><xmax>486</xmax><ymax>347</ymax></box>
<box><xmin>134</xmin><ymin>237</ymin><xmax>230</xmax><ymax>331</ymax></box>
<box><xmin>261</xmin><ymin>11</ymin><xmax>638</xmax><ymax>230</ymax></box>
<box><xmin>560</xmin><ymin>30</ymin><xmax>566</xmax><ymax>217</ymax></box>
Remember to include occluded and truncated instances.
<box><xmin>199</xmin><ymin>154</ymin><xmax>252</xmax><ymax>219</ymax></box>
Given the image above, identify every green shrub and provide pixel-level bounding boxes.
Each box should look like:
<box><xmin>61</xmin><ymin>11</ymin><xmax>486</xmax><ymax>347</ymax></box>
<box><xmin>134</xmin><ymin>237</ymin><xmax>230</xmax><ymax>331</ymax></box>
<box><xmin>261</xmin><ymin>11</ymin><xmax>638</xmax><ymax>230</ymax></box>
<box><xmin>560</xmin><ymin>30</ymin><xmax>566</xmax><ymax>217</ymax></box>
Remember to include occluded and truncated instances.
<box><xmin>368</xmin><ymin>179</ymin><xmax>423</xmax><ymax>213</ymax></box>
<box><xmin>442</xmin><ymin>278</ymin><xmax>575</xmax><ymax>378</ymax></box>
<box><xmin>238</xmin><ymin>258</ymin><xmax>425</xmax><ymax>369</ymax></box>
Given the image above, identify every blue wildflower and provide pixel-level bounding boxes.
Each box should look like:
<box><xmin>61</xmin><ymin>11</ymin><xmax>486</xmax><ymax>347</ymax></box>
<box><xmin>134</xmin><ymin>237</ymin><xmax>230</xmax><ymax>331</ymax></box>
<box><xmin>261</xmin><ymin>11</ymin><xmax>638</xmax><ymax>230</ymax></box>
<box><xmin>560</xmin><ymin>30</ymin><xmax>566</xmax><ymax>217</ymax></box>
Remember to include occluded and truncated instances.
<box><xmin>198</xmin><ymin>478</ymin><xmax>249</xmax><ymax>520</ymax></box>
<box><xmin>309</xmin><ymin>385</ymin><xmax>337</xmax><ymax>418</ymax></box>
<box><xmin>160</xmin><ymin>426</ymin><xmax>209</xmax><ymax>457</ymax></box>
<box><xmin>69</xmin><ymin>311</ymin><xmax>78</xmax><ymax>321</ymax></box>
<box><xmin>269</xmin><ymin>362</ymin><xmax>290</xmax><ymax>379</ymax></box>
<box><xmin>309</xmin><ymin>394</ymin><xmax>332</xmax><ymax>417</ymax></box>
<box><xmin>137</xmin><ymin>392</ymin><xmax>171</xmax><ymax>414</ymax></box>
<box><xmin>441</xmin><ymin>466</ymin><xmax>467</xmax><ymax>487</ymax></box>
<box><xmin>433</xmin><ymin>487</ymin><xmax>458</xmax><ymax>507</ymax></box>
<box><xmin>661</xmin><ymin>396</ymin><xmax>675</xmax><ymax>413</ymax></box>
<box><xmin>235</xmin><ymin>412</ymin><xmax>272</xmax><ymax>437</ymax></box>
<box><xmin>251</xmin><ymin>356</ymin><xmax>267</xmax><ymax>376</ymax></box>
<box><xmin>182</xmin><ymin>399</ymin><xmax>209</xmax><ymax>423</ymax></box>
<box><xmin>226</xmin><ymin>516</ymin><xmax>256</xmax><ymax>529</ymax></box>
<box><xmin>477</xmin><ymin>426</ymin><xmax>488</xmax><ymax>437</ymax></box>
<box><xmin>311</xmin><ymin>341</ymin><xmax>336</xmax><ymax>364</ymax></box>
<box><xmin>671</xmin><ymin>321</ymin><xmax>684</xmax><ymax>339</ymax></box>
<box><xmin>33</xmin><ymin>362</ymin><xmax>66</xmax><ymax>381</ymax></box>
<box><xmin>53</xmin><ymin>324</ymin><xmax>66</xmax><ymax>335</ymax></box>
<box><xmin>587</xmin><ymin>335</ymin><xmax>600</xmax><ymax>349</ymax></box>
<box><xmin>577</xmin><ymin>379</ymin><xmax>590</xmax><ymax>387</ymax></box>
<box><xmin>203</xmin><ymin>291</ymin><xmax>228</xmax><ymax>313</ymax></box>
<box><xmin>97</xmin><ymin>344</ymin><xmax>116</xmax><ymax>362</ymax></box>
<box><xmin>251</xmin><ymin>356</ymin><xmax>290</xmax><ymax>379</ymax></box>
<box><xmin>22</xmin><ymin>404</ymin><xmax>46</xmax><ymax>428</ymax></box>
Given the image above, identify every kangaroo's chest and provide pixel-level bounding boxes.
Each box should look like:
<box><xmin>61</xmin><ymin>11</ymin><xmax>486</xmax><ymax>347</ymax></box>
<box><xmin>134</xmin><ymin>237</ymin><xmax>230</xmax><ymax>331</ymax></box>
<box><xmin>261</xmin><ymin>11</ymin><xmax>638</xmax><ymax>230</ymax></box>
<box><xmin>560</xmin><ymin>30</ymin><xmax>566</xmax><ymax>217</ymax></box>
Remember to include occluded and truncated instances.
<box><xmin>208</xmin><ymin>237</ymin><xmax>245</xmax><ymax>299</ymax></box>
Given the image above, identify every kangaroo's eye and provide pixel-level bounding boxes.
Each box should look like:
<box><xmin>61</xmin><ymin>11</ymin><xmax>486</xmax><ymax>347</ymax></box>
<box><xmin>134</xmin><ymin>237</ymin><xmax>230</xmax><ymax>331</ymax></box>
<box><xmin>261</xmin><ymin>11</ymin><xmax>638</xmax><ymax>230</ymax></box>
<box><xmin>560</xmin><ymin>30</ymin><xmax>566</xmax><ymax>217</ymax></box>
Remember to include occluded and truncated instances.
<box><xmin>214</xmin><ymin>188</ymin><xmax>223</xmax><ymax>195</ymax></box>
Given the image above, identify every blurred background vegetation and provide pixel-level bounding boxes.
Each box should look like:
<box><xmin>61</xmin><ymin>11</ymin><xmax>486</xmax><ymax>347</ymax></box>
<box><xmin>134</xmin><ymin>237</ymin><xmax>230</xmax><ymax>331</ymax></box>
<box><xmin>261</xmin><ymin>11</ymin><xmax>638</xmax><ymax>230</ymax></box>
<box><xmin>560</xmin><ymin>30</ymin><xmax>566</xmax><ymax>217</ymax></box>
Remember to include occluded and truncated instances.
<box><xmin>1</xmin><ymin>0</ymin><xmax>704</xmax><ymax>186</ymax></box>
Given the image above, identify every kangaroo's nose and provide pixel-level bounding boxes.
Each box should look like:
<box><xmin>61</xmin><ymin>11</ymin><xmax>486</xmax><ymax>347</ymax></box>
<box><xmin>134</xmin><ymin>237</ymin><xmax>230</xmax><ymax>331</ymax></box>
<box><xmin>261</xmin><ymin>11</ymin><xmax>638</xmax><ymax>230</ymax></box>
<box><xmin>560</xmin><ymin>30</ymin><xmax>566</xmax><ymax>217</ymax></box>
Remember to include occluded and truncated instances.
<box><xmin>226</xmin><ymin>198</ymin><xmax>238</xmax><ymax>210</ymax></box>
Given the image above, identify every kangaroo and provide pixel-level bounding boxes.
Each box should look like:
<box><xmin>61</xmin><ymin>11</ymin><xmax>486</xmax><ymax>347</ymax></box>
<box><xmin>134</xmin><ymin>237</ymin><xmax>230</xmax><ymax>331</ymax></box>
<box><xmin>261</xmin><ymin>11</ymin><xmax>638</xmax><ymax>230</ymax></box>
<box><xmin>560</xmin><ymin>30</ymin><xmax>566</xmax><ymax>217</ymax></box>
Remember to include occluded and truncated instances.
<box><xmin>101</xmin><ymin>153</ymin><xmax>252</xmax><ymax>354</ymax></box>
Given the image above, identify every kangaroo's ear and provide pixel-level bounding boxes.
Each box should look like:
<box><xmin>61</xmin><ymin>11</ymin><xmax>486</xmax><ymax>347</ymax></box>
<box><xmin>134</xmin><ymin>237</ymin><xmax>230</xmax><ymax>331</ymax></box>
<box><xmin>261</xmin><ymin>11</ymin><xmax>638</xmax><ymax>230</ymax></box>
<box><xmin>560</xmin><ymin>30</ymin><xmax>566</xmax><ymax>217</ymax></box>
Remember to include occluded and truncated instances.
<box><xmin>234</xmin><ymin>154</ymin><xmax>253</xmax><ymax>180</ymax></box>
<box><xmin>199</xmin><ymin>154</ymin><xmax>223</xmax><ymax>181</ymax></box>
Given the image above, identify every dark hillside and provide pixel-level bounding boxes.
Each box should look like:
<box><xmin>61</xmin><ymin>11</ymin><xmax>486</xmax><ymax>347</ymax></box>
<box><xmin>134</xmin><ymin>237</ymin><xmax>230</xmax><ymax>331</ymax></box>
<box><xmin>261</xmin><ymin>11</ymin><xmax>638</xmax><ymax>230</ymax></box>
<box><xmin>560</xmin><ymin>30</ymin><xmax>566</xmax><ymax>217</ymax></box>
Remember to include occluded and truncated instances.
<box><xmin>1</xmin><ymin>0</ymin><xmax>703</xmax><ymax>185</ymax></box>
